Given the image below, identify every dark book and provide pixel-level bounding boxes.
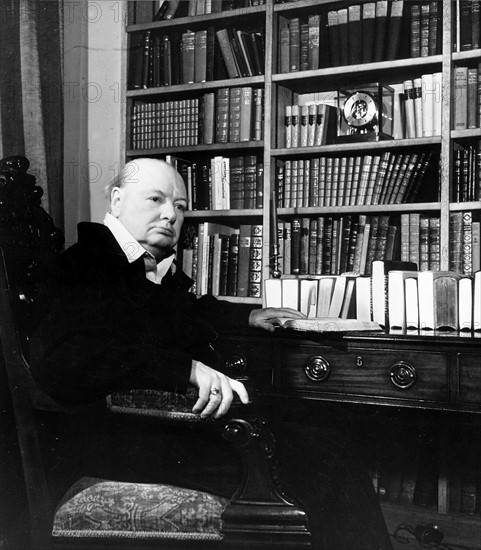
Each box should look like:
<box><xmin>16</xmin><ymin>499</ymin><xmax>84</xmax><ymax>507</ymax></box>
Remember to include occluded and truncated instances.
<box><xmin>361</xmin><ymin>2</ymin><xmax>376</xmax><ymax>63</ymax></box>
<box><xmin>373</xmin><ymin>0</ymin><xmax>388</xmax><ymax>62</ymax></box>
<box><xmin>327</xmin><ymin>10</ymin><xmax>341</xmax><ymax>66</ymax></box>
<box><xmin>410</xmin><ymin>2</ymin><xmax>421</xmax><ymax>57</ymax></box>
<box><xmin>428</xmin><ymin>0</ymin><xmax>442</xmax><ymax>55</ymax></box>
<box><xmin>412</xmin><ymin>432</ymin><xmax>438</xmax><ymax>508</ymax></box>
<box><xmin>194</xmin><ymin>29</ymin><xmax>208</xmax><ymax>83</ymax></box>
<box><xmin>135</xmin><ymin>1</ymin><xmax>155</xmax><ymax>23</ymax></box>
<box><xmin>330</xmin><ymin>218</ymin><xmax>340</xmax><ymax>274</ymax></box>
<box><xmin>244</xmin><ymin>155</ymin><xmax>257</xmax><ymax>209</ymax></box>
<box><xmin>181</xmin><ymin>31</ymin><xmax>195</xmax><ymax>84</ymax></box>
<box><xmin>419</xmin><ymin>2</ymin><xmax>430</xmax><ymax>57</ymax></box>
<box><xmin>385</xmin><ymin>0</ymin><xmax>404</xmax><ymax>60</ymax></box>
<box><xmin>154</xmin><ymin>0</ymin><xmax>169</xmax><ymax>21</ymax></box>
<box><xmin>230</xmin><ymin>29</ymin><xmax>250</xmax><ymax>77</ymax></box>
<box><xmin>216</xmin><ymin>88</ymin><xmax>231</xmax><ymax>143</ymax></box>
<box><xmin>308</xmin><ymin>14</ymin><xmax>320</xmax><ymax>69</ymax></box>
<box><xmin>152</xmin><ymin>33</ymin><xmax>162</xmax><ymax>88</ymax></box>
<box><xmin>309</xmin><ymin>218</ymin><xmax>318</xmax><ymax>274</ymax></box>
<box><xmin>255</xmin><ymin>161</ymin><xmax>264</xmax><ymax>209</ymax></box>
<box><xmin>248</xmin><ymin>225</ymin><xmax>263</xmax><ymax>298</ymax></box>
<box><xmin>459</xmin><ymin>0</ymin><xmax>473</xmax><ymax>51</ymax></box>
<box><xmin>229</xmin><ymin>156</ymin><xmax>244</xmax><ymax>209</ymax></box>
<box><xmin>169</xmin><ymin>32</ymin><xmax>182</xmax><ymax>85</ymax></box>
<box><xmin>347</xmin><ymin>4</ymin><xmax>362</xmax><ymax>65</ymax></box>
<box><xmin>250</xmin><ymin>31</ymin><xmax>265</xmax><ymax>76</ymax></box>
<box><xmin>229</xmin><ymin>86</ymin><xmax>242</xmax><ymax>143</ymax></box>
<box><xmin>374</xmin><ymin>214</ymin><xmax>390</xmax><ymax>261</ymax></box>
<box><xmin>278</xmin><ymin>15</ymin><xmax>290</xmax><ymax>73</ymax></box>
<box><xmin>288</xmin><ymin>17</ymin><xmax>301</xmax><ymax>71</ymax></box>
<box><xmin>299</xmin><ymin>217</ymin><xmax>310</xmax><ymax>275</ymax></box>
<box><xmin>226</xmin><ymin>232</ymin><xmax>240</xmax><ymax>296</ymax></box>
<box><xmin>218</xmin><ymin>234</ymin><xmax>231</xmax><ymax>296</ymax></box>
<box><xmin>337</xmin><ymin>8</ymin><xmax>349</xmax><ymax>65</ymax></box>
<box><xmin>141</xmin><ymin>30</ymin><xmax>152</xmax><ymax>89</ymax></box>
<box><xmin>128</xmin><ymin>32</ymin><xmax>145</xmax><ymax>90</ymax></box>
<box><xmin>236</xmin><ymin>30</ymin><xmax>256</xmax><ymax>76</ymax></box>
<box><xmin>339</xmin><ymin>215</ymin><xmax>352</xmax><ymax>274</ymax></box>
<box><xmin>473</xmin><ymin>0</ymin><xmax>481</xmax><ymax>50</ymax></box>
<box><xmin>205</xmin><ymin>26</ymin><xmax>216</xmax><ymax>81</ymax></box>
<box><xmin>216</xmin><ymin>28</ymin><xmax>239</xmax><ymax>78</ymax></box>
<box><xmin>237</xmin><ymin>224</ymin><xmax>252</xmax><ymax>297</ymax></box>
<box><xmin>300</xmin><ymin>22</ymin><xmax>309</xmax><ymax>71</ymax></box>
<box><xmin>322</xmin><ymin>216</ymin><xmax>334</xmax><ymax>275</ymax></box>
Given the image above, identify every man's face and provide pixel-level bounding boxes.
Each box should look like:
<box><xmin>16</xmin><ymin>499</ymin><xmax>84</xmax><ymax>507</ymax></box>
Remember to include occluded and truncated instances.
<box><xmin>111</xmin><ymin>160</ymin><xmax>188</xmax><ymax>261</ymax></box>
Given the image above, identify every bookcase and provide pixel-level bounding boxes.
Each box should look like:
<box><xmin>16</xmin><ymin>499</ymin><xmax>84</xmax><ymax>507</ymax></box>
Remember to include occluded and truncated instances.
<box><xmin>124</xmin><ymin>1</ymin><xmax>481</xmax><ymax>545</ymax></box>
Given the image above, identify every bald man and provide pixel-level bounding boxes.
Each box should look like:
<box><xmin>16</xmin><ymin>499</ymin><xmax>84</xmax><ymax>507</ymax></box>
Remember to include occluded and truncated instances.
<box><xmin>30</xmin><ymin>158</ymin><xmax>392</xmax><ymax>550</ymax></box>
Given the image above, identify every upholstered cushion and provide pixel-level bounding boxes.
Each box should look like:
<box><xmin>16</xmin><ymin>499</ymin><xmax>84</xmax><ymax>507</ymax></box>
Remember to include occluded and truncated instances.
<box><xmin>52</xmin><ymin>477</ymin><xmax>227</xmax><ymax>541</ymax></box>
<box><xmin>108</xmin><ymin>389</ymin><xmax>198</xmax><ymax>416</ymax></box>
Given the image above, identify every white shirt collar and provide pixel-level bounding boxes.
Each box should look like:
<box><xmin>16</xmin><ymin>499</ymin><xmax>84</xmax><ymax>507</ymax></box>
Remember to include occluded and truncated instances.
<box><xmin>103</xmin><ymin>212</ymin><xmax>175</xmax><ymax>283</ymax></box>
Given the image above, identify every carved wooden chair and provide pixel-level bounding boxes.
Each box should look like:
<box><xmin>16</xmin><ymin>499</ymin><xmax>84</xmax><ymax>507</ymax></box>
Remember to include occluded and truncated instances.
<box><xmin>0</xmin><ymin>156</ymin><xmax>311</xmax><ymax>550</ymax></box>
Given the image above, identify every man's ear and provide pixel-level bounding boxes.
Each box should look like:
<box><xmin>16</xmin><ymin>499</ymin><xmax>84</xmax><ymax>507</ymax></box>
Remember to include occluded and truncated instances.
<box><xmin>110</xmin><ymin>187</ymin><xmax>123</xmax><ymax>217</ymax></box>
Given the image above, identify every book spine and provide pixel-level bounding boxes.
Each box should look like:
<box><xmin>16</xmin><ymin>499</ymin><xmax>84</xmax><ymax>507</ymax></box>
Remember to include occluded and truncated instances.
<box><xmin>248</xmin><ymin>225</ymin><xmax>263</xmax><ymax>298</ymax></box>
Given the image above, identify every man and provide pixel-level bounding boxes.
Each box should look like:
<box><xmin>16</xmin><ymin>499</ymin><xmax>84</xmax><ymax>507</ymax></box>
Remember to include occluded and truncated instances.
<box><xmin>30</xmin><ymin>158</ymin><xmax>392</xmax><ymax>550</ymax></box>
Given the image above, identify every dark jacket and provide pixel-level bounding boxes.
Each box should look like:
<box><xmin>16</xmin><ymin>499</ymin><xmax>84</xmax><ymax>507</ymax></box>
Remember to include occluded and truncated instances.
<box><xmin>29</xmin><ymin>222</ymin><xmax>251</xmax><ymax>405</ymax></box>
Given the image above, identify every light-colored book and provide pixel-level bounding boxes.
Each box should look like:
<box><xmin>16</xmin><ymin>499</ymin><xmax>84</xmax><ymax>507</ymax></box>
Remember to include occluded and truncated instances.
<box><xmin>404</xmin><ymin>276</ymin><xmax>419</xmax><ymax>329</ymax></box>
<box><xmin>282</xmin><ymin>277</ymin><xmax>299</xmax><ymax>310</ymax></box>
<box><xmin>299</xmin><ymin>278</ymin><xmax>319</xmax><ymax>317</ymax></box>
<box><xmin>388</xmin><ymin>270</ymin><xmax>418</xmax><ymax>329</ymax></box>
<box><xmin>328</xmin><ymin>276</ymin><xmax>347</xmax><ymax>318</ymax></box>
<box><xmin>458</xmin><ymin>276</ymin><xmax>473</xmax><ymax>331</ymax></box>
<box><xmin>355</xmin><ymin>276</ymin><xmax>371</xmax><ymax>321</ymax></box>
<box><xmin>317</xmin><ymin>277</ymin><xmax>337</xmax><ymax>317</ymax></box>
<box><xmin>263</xmin><ymin>278</ymin><xmax>282</xmax><ymax>308</ymax></box>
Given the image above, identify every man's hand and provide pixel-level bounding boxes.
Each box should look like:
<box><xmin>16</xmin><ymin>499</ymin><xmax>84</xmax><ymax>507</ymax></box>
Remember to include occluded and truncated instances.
<box><xmin>189</xmin><ymin>360</ymin><xmax>249</xmax><ymax>419</ymax></box>
<box><xmin>249</xmin><ymin>307</ymin><xmax>307</xmax><ymax>332</ymax></box>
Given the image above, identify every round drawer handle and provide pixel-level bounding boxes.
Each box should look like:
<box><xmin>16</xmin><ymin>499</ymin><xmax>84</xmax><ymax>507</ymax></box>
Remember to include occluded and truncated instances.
<box><xmin>304</xmin><ymin>356</ymin><xmax>331</xmax><ymax>383</ymax></box>
<box><xmin>389</xmin><ymin>361</ymin><xmax>417</xmax><ymax>389</ymax></box>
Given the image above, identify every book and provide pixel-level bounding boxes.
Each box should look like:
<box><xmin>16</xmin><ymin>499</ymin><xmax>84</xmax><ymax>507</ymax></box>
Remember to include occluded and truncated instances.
<box><xmin>274</xmin><ymin>317</ymin><xmax>382</xmax><ymax>333</ymax></box>
<box><xmin>404</xmin><ymin>276</ymin><xmax>419</xmax><ymax>329</ymax></box>
<box><xmin>355</xmin><ymin>276</ymin><xmax>372</xmax><ymax>321</ymax></box>
<box><xmin>385</xmin><ymin>0</ymin><xmax>404</xmax><ymax>60</ymax></box>
<box><xmin>433</xmin><ymin>271</ymin><xmax>461</xmax><ymax>330</ymax></box>
<box><xmin>388</xmin><ymin>270</ymin><xmax>418</xmax><ymax>329</ymax></box>
<box><xmin>371</xmin><ymin>260</ymin><xmax>417</xmax><ymax>328</ymax></box>
<box><xmin>216</xmin><ymin>28</ymin><xmax>239</xmax><ymax>79</ymax></box>
<box><xmin>328</xmin><ymin>275</ymin><xmax>347</xmax><ymax>317</ymax></box>
<box><xmin>458</xmin><ymin>276</ymin><xmax>473</xmax><ymax>330</ymax></box>
<box><xmin>347</xmin><ymin>4</ymin><xmax>362</xmax><ymax>65</ymax></box>
<box><xmin>373</xmin><ymin>0</ymin><xmax>388</xmax><ymax>62</ymax></box>
<box><xmin>317</xmin><ymin>276</ymin><xmax>336</xmax><ymax>317</ymax></box>
<box><xmin>327</xmin><ymin>10</ymin><xmax>341</xmax><ymax>66</ymax></box>
<box><xmin>289</xmin><ymin>17</ymin><xmax>301</xmax><ymax>71</ymax></box>
<box><xmin>264</xmin><ymin>277</ymin><xmax>282</xmax><ymax>308</ymax></box>
<box><xmin>307</xmin><ymin>14</ymin><xmax>320</xmax><ymax>70</ymax></box>
<box><xmin>361</xmin><ymin>2</ymin><xmax>376</xmax><ymax>64</ymax></box>
<box><xmin>248</xmin><ymin>224</ymin><xmax>263</xmax><ymax>298</ymax></box>
<box><xmin>454</xmin><ymin>66</ymin><xmax>468</xmax><ymax>131</ymax></box>
<box><xmin>281</xmin><ymin>277</ymin><xmax>299</xmax><ymax>310</ymax></box>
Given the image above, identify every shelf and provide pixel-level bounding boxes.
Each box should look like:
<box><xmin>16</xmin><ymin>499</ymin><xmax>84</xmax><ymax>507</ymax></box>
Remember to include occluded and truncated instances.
<box><xmin>185</xmin><ymin>209</ymin><xmax>263</xmax><ymax>219</ymax></box>
<box><xmin>453</xmin><ymin>48</ymin><xmax>481</xmax><ymax>62</ymax></box>
<box><xmin>126</xmin><ymin>76</ymin><xmax>265</xmax><ymax>98</ymax></box>
<box><xmin>273</xmin><ymin>56</ymin><xmax>443</xmax><ymax>92</ymax></box>
<box><xmin>215</xmin><ymin>295</ymin><xmax>262</xmax><ymax>305</ymax></box>
<box><xmin>452</xmin><ymin>128</ymin><xmax>481</xmax><ymax>140</ymax></box>
<box><xmin>272</xmin><ymin>138</ymin><xmax>441</xmax><ymax>157</ymax></box>
<box><xmin>450</xmin><ymin>201</ymin><xmax>481</xmax><ymax>211</ymax></box>
<box><xmin>277</xmin><ymin>203</ymin><xmax>442</xmax><ymax>216</ymax></box>
<box><xmin>126</xmin><ymin>142</ymin><xmax>264</xmax><ymax>157</ymax></box>
<box><xmin>126</xmin><ymin>4</ymin><xmax>267</xmax><ymax>32</ymax></box>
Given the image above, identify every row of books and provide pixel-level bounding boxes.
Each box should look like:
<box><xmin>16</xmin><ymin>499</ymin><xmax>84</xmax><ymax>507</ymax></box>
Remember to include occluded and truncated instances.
<box><xmin>131</xmin><ymin>99</ymin><xmax>199</xmax><ymax>150</ymax></box>
<box><xmin>182</xmin><ymin>222</ymin><xmax>263</xmax><ymax>298</ymax></box>
<box><xmin>130</xmin><ymin>87</ymin><xmax>263</xmax><ymax>150</ymax></box>
<box><xmin>454</xmin><ymin>0</ymin><xmax>481</xmax><ymax>52</ymax></box>
<box><xmin>283</xmin><ymin>103</ymin><xmax>337</xmax><ymax>148</ymax></box>
<box><xmin>128</xmin><ymin>26</ymin><xmax>264</xmax><ymax>89</ymax></box>
<box><xmin>167</xmin><ymin>154</ymin><xmax>263</xmax><ymax>211</ymax></box>
<box><xmin>131</xmin><ymin>0</ymin><xmax>265</xmax><ymax>24</ymax></box>
<box><xmin>398</xmin><ymin>212</ymin><xmax>481</xmax><ymax>276</ymax></box>
<box><xmin>276</xmin><ymin>214</ymin><xmax>397</xmax><ymax>278</ymax></box>
<box><xmin>274</xmin><ymin>151</ymin><xmax>436</xmax><ymax>209</ymax></box>
<box><xmin>264</xmin><ymin>260</ymin><xmax>481</xmax><ymax>332</ymax></box>
<box><xmin>452</xmin><ymin>142</ymin><xmax>481</xmax><ymax>202</ymax></box>
<box><xmin>403</xmin><ymin>73</ymin><xmax>442</xmax><ymax>138</ymax></box>
<box><xmin>215</xmin><ymin>27</ymin><xmax>265</xmax><ymax>79</ymax></box>
<box><xmin>453</xmin><ymin>65</ymin><xmax>481</xmax><ymax>131</ymax></box>
<box><xmin>400</xmin><ymin>214</ymin><xmax>441</xmax><ymax>273</ymax></box>
<box><xmin>409</xmin><ymin>2</ymin><xmax>442</xmax><ymax>58</ymax></box>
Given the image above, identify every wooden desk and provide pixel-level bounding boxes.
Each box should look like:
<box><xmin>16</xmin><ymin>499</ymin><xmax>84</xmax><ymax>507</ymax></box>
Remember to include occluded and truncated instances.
<box><xmin>217</xmin><ymin>329</ymin><xmax>481</xmax><ymax>549</ymax></box>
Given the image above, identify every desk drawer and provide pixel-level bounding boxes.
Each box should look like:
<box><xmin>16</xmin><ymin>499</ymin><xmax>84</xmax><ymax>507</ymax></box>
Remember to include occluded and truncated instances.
<box><xmin>280</xmin><ymin>344</ymin><xmax>449</xmax><ymax>403</ymax></box>
<box><xmin>457</xmin><ymin>353</ymin><xmax>481</xmax><ymax>406</ymax></box>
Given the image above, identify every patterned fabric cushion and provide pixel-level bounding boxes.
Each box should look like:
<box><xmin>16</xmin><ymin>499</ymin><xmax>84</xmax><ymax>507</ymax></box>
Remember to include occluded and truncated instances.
<box><xmin>108</xmin><ymin>389</ymin><xmax>198</xmax><ymax>415</ymax></box>
<box><xmin>52</xmin><ymin>477</ymin><xmax>227</xmax><ymax>541</ymax></box>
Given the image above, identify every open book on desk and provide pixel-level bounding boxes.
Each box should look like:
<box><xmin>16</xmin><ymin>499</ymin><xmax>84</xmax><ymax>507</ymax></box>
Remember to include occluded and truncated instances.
<box><xmin>274</xmin><ymin>317</ymin><xmax>383</xmax><ymax>333</ymax></box>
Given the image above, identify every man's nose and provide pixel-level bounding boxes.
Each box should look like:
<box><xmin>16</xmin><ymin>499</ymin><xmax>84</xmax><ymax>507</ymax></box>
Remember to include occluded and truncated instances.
<box><xmin>159</xmin><ymin>200</ymin><xmax>176</xmax><ymax>222</ymax></box>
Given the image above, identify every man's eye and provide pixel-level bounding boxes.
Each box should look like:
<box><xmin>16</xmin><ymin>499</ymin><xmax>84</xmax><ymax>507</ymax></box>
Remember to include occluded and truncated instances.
<box><xmin>176</xmin><ymin>204</ymin><xmax>186</xmax><ymax>212</ymax></box>
<box><xmin>149</xmin><ymin>196</ymin><xmax>161</xmax><ymax>203</ymax></box>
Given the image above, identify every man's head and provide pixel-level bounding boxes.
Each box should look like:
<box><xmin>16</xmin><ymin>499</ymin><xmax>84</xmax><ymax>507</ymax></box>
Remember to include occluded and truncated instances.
<box><xmin>108</xmin><ymin>158</ymin><xmax>187</xmax><ymax>261</ymax></box>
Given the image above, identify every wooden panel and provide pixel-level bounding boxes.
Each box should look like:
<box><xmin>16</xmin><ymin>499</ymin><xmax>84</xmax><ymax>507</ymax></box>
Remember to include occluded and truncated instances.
<box><xmin>457</xmin><ymin>353</ymin><xmax>481</xmax><ymax>406</ymax></box>
<box><xmin>279</xmin><ymin>344</ymin><xmax>449</xmax><ymax>404</ymax></box>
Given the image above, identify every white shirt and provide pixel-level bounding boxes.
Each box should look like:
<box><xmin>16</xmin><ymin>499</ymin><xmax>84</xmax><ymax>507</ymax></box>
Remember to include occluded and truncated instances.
<box><xmin>103</xmin><ymin>212</ymin><xmax>175</xmax><ymax>284</ymax></box>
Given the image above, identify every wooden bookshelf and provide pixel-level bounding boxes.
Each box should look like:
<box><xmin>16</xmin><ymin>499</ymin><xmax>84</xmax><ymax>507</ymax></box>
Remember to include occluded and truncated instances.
<box><xmin>123</xmin><ymin>1</ymin><xmax>481</xmax><ymax>544</ymax></box>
